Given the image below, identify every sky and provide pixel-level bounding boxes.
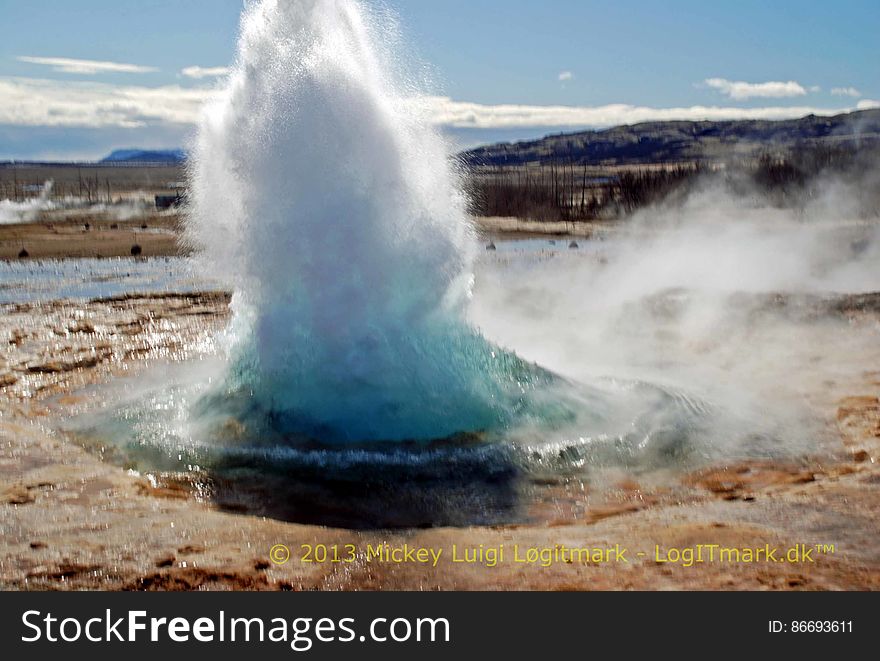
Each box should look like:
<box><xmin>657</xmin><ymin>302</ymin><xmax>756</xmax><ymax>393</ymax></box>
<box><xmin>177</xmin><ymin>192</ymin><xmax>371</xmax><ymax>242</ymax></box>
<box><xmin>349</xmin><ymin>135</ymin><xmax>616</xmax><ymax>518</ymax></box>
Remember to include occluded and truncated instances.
<box><xmin>0</xmin><ymin>0</ymin><xmax>878</xmax><ymax>160</ymax></box>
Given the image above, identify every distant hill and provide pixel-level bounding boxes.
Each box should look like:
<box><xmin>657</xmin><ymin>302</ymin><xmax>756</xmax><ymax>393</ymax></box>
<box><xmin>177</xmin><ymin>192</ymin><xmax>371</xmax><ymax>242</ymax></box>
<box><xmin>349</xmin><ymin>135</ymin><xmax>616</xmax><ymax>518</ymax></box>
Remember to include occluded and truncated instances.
<box><xmin>100</xmin><ymin>149</ymin><xmax>186</xmax><ymax>164</ymax></box>
<box><xmin>461</xmin><ymin>109</ymin><xmax>880</xmax><ymax>167</ymax></box>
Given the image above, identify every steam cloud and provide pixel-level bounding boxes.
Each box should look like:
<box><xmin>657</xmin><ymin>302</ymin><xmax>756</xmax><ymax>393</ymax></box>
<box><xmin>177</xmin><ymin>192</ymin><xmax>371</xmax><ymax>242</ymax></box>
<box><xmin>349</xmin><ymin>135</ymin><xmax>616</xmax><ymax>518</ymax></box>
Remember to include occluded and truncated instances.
<box><xmin>470</xmin><ymin>170</ymin><xmax>880</xmax><ymax>464</ymax></box>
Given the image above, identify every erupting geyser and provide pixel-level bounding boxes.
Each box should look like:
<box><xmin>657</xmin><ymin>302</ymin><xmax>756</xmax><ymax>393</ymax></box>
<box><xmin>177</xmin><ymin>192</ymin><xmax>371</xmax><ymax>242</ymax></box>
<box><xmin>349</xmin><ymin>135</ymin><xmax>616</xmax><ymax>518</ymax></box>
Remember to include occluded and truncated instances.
<box><xmin>185</xmin><ymin>0</ymin><xmax>545</xmax><ymax>442</ymax></box>
<box><xmin>51</xmin><ymin>0</ymin><xmax>868</xmax><ymax>531</ymax></box>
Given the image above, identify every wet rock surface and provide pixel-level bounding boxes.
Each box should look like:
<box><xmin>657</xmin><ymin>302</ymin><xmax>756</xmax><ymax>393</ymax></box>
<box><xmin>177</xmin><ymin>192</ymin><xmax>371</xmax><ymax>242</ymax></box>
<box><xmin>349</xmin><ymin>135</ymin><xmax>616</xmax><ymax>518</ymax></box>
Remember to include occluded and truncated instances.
<box><xmin>0</xmin><ymin>291</ymin><xmax>229</xmax><ymax>406</ymax></box>
<box><xmin>1</xmin><ymin>290</ymin><xmax>879</xmax><ymax>590</ymax></box>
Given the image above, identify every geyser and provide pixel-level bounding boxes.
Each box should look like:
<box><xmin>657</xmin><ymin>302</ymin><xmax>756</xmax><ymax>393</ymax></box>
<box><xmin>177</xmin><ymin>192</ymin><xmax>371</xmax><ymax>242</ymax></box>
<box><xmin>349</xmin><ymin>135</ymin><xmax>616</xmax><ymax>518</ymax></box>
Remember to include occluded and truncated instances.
<box><xmin>185</xmin><ymin>0</ymin><xmax>550</xmax><ymax>442</ymax></box>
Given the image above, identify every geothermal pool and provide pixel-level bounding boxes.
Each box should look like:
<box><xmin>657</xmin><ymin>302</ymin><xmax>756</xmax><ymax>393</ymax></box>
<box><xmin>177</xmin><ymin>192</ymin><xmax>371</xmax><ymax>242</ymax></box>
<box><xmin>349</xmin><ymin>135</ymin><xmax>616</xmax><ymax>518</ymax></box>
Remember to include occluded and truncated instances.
<box><xmin>41</xmin><ymin>249</ymin><xmax>708</xmax><ymax>528</ymax></box>
<box><xmin>0</xmin><ymin>257</ymin><xmax>213</xmax><ymax>304</ymax></box>
<box><xmin>34</xmin><ymin>218</ymin><xmax>873</xmax><ymax>530</ymax></box>
<box><xmin>23</xmin><ymin>0</ymin><xmax>879</xmax><ymax>529</ymax></box>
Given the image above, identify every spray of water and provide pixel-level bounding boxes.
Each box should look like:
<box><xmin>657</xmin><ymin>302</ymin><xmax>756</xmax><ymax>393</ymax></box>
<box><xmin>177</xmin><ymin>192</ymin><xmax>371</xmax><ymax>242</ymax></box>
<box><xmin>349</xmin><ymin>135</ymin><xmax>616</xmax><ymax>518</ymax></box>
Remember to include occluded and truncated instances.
<box><xmin>185</xmin><ymin>0</ymin><xmax>557</xmax><ymax>442</ymax></box>
<box><xmin>63</xmin><ymin>0</ymin><xmax>878</xmax><ymax>526</ymax></box>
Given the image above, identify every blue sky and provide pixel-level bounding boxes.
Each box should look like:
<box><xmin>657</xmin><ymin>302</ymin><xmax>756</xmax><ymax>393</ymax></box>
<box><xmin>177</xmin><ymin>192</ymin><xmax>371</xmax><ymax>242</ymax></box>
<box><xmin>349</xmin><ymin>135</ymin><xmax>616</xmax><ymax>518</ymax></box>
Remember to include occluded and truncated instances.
<box><xmin>1</xmin><ymin>0</ymin><xmax>878</xmax><ymax>159</ymax></box>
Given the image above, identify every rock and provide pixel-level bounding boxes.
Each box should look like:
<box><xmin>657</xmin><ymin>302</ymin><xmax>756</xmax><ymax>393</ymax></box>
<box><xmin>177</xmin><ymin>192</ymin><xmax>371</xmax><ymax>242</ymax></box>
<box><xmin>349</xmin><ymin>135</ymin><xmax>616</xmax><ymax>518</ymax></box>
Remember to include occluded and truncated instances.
<box><xmin>177</xmin><ymin>544</ymin><xmax>205</xmax><ymax>554</ymax></box>
<box><xmin>67</xmin><ymin>321</ymin><xmax>95</xmax><ymax>334</ymax></box>
<box><xmin>4</xmin><ymin>485</ymin><xmax>34</xmax><ymax>505</ymax></box>
<box><xmin>28</xmin><ymin>356</ymin><xmax>98</xmax><ymax>373</ymax></box>
<box><xmin>485</xmin><ymin>241</ymin><xmax>496</xmax><ymax>251</ymax></box>
<box><xmin>569</xmin><ymin>240</ymin><xmax>579</xmax><ymax>249</ymax></box>
<box><xmin>18</xmin><ymin>248</ymin><xmax>29</xmax><ymax>258</ymax></box>
<box><xmin>8</xmin><ymin>329</ymin><xmax>26</xmax><ymax>346</ymax></box>
<box><xmin>155</xmin><ymin>555</ymin><xmax>176</xmax><ymax>568</ymax></box>
<box><xmin>28</xmin><ymin>563</ymin><xmax>103</xmax><ymax>581</ymax></box>
<box><xmin>837</xmin><ymin>396</ymin><xmax>880</xmax><ymax>421</ymax></box>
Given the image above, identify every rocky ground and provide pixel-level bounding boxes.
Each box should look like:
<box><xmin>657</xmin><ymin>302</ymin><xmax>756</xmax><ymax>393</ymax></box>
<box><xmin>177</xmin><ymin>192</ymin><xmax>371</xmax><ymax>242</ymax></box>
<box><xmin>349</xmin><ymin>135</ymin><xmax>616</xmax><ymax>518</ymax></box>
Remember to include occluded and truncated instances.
<box><xmin>0</xmin><ymin>290</ymin><xmax>878</xmax><ymax>590</ymax></box>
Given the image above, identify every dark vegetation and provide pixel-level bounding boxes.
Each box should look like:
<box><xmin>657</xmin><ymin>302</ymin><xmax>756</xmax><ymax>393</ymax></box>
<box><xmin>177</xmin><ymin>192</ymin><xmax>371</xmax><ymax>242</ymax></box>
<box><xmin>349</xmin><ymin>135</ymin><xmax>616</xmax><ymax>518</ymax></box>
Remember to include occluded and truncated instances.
<box><xmin>464</xmin><ymin>108</ymin><xmax>880</xmax><ymax>221</ymax></box>
<box><xmin>467</xmin><ymin>163</ymin><xmax>704</xmax><ymax>221</ymax></box>
<box><xmin>729</xmin><ymin>143</ymin><xmax>880</xmax><ymax>215</ymax></box>
<box><xmin>466</xmin><ymin>134</ymin><xmax>880</xmax><ymax>221</ymax></box>
<box><xmin>0</xmin><ymin>164</ymin><xmax>184</xmax><ymax>202</ymax></box>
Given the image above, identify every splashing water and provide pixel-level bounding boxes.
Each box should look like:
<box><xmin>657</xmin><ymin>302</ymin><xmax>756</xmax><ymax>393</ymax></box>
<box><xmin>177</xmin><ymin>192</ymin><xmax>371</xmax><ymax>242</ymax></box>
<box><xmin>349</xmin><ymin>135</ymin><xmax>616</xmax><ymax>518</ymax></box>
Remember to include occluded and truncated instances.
<box><xmin>185</xmin><ymin>0</ymin><xmax>559</xmax><ymax>442</ymax></box>
<box><xmin>60</xmin><ymin>0</ymin><xmax>834</xmax><ymax>529</ymax></box>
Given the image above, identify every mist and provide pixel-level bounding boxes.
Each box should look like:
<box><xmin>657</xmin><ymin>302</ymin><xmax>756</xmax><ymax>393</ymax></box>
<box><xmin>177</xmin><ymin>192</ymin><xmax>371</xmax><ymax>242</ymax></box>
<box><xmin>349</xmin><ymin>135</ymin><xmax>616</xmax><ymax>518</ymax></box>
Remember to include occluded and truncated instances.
<box><xmin>0</xmin><ymin>178</ymin><xmax>157</xmax><ymax>224</ymax></box>
<box><xmin>469</xmin><ymin>168</ymin><xmax>880</xmax><ymax>466</ymax></box>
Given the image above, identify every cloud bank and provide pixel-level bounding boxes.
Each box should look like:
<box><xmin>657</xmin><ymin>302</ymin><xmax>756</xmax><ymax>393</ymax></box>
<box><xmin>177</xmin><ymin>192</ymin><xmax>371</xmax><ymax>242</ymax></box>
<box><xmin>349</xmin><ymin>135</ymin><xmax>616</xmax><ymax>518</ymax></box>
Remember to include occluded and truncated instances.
<box><xmin>180</xmin><ymin>66</ymin><xmax>231</xmax><ymax>79</ymax></box>
<box><xmin>832</xmin><ymin>86</ymin><xmax>862</xmax><ymax>98</ymax></box>
<box><xmin>0</xmin><ymin>76</ymin><xmax>870</xmax><ymax>153</ymax></box>
<box><xmin>415</xmin><ymin>96</ymin><xmax>853</xmax><ymax>129</ymax></box>
<box><xmin>16</xmin><ymin>56</ymin><xmax>158</xmax><ymax>75</ymax></box>
<box><xmin>704</xmin><ymin>78</ymin><xmax>810</xmax><ymax>100</ymax></box>
<box><xmin>0</xmin><ymin>77</ymin><xmax>212</xmax><ymax>128</ymax></box>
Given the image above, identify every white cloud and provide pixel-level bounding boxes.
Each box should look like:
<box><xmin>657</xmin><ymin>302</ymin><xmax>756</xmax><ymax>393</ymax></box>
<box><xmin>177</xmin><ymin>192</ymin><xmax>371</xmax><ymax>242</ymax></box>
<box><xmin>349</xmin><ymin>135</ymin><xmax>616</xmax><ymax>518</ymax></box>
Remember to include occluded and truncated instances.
<box><xmin>414</xmin><ymin>96</ymin><xmax>855</xmax><ymax>129</ymax></box>
<box><xmin>704</xmin><ymin>78</ymin><xmax>809</xmax><ymax>100</ymax></box>
<box><xmin>832</xmin><ymin>86</ymin><xmax>862</xmax><ymax>98</ymax></box>
<box><xmin>0</xmin><ymin>77</ymin><xmax>214</xmax><ymax>128</ymax></box>
<box><xmin>16</xmin><ymin>55</ymin><xmax>157</xmax><ymax>75</ymax></box>
<box><xmin>180</xmin><ymin>65</ymin><xmax>231</xmax><ymax>79</ymax></box>
<box><xmin>856</xmin><ymin>99</ymin><xmax>880</xmax><ymax>110</ymax></box>
<box><xmin>558</xmin><ymin>71</ymin><xmax>573</xmax><ymax>82</ymax></box>
<box><xmin>0</xmin><ymin>76</ymin><xmax>869</xmax><ymax>134</ymax></box>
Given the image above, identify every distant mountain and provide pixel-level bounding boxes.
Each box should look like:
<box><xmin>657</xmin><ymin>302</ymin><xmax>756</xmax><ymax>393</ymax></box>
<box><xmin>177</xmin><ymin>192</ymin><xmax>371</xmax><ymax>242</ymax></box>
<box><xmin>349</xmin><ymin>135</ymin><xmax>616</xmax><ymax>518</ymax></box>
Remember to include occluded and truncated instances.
<box><xmin>100</xmin><ymin>149</ymin><xmax>186</xmax><ymax>164</ymax></box>
<box><xmin>460</xmin><ymin>109</ymin><xmax>880</xmax><ymax>167</ymax></box>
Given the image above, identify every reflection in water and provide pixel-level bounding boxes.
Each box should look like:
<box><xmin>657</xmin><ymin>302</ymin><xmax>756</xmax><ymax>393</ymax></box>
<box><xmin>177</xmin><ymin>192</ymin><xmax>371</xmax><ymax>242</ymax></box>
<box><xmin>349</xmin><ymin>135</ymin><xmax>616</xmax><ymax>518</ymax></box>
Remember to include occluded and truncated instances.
<box><xmin>0</xmin><ymin>257</ymin><xmax>212</xmax><ymax>304</ymax></box>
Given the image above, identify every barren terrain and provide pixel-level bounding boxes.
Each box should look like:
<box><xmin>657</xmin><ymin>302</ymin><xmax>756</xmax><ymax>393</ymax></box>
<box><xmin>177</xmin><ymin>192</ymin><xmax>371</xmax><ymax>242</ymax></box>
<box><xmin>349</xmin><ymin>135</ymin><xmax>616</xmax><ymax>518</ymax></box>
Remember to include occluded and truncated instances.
<box><xmin>1</xmin><ymin>290</ymin><xmax>878</xmax><ymax>590</ymax></box>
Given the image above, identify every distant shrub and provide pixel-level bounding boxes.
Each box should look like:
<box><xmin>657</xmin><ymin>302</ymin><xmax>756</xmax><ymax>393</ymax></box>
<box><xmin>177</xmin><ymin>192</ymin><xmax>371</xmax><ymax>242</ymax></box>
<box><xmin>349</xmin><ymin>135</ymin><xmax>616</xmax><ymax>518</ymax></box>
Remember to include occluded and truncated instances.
<box><xmin>467</xmin><ymin>163</ymin><xmax>702</xmax><ymax>221</ymax></box>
